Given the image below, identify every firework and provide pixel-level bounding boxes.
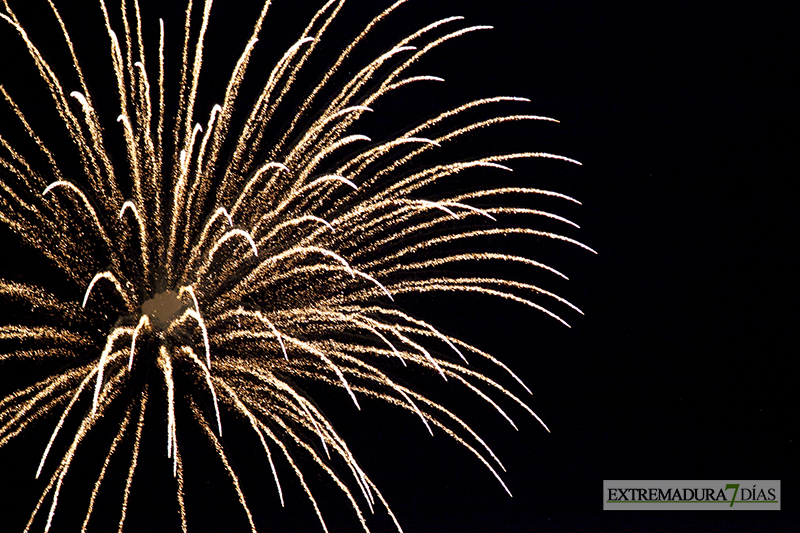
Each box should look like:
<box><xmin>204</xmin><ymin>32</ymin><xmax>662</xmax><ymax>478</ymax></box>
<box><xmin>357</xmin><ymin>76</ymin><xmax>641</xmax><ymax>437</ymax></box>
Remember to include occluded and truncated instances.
<box><xmin>0</xmin><ymin>0</ymin><xmax>592</xmax><ymax>531</ymax></box>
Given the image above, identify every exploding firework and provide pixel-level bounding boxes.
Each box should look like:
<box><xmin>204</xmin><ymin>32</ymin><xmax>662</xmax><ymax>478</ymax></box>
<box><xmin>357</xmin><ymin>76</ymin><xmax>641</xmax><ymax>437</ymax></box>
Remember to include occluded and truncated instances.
<box><xmin>0</xmin><ymin>0</ymin><xmax>592</xmax><ymax>531</ymax></box>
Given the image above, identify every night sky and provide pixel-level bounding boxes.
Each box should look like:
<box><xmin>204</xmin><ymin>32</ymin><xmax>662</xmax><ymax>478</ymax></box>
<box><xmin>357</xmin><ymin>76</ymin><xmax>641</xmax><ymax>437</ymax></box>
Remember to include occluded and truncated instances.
<box><xmin>0</xmin><ymin>1</ymin><xmax>795</xmax><ymax>531</ymax></box>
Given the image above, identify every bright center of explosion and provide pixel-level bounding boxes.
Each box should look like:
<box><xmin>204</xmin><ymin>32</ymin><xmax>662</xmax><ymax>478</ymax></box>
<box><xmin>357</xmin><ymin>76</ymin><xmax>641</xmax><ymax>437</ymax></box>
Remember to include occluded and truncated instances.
<box><xmin>140</xmin><ymin>290</ymin><xmax>188</xmax><ymax>331</ymax></box>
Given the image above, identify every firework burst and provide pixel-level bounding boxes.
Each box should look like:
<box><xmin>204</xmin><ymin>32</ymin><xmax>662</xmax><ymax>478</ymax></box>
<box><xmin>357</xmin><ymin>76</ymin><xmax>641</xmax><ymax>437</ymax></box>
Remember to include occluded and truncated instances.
<box><xmin>0</xmin><ymin>0</ymin><xmax>592</xmax><ymax>531</ymax></box>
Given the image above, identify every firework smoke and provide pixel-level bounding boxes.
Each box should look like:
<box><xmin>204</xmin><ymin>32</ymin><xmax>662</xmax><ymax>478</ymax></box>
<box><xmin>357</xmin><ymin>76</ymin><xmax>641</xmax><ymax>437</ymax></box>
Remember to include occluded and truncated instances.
<box><xmin>0</xmin><ymin>0</ymin><xmax>592</xmax><ymax>531</ymax></box>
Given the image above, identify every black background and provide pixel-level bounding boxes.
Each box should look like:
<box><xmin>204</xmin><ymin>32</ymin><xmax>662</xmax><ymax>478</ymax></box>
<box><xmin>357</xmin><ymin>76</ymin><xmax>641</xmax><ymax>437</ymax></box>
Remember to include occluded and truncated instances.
<box><xmin>1</xmin><ymin>0</ymin><xmax>795</xmax><ymax>531</ymax></box>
